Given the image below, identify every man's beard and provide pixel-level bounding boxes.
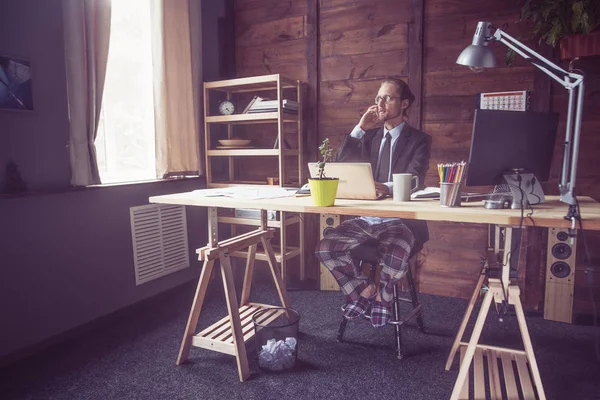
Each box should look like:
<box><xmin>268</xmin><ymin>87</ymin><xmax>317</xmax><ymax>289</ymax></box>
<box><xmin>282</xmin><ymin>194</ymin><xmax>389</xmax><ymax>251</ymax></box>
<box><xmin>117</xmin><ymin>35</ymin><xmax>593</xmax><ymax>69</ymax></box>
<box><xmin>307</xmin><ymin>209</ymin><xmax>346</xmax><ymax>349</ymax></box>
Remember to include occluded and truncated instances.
<box><xmin>379</xmin><ymin>108</ymin><xmax>403</xmax><ymax>122</ymax></box>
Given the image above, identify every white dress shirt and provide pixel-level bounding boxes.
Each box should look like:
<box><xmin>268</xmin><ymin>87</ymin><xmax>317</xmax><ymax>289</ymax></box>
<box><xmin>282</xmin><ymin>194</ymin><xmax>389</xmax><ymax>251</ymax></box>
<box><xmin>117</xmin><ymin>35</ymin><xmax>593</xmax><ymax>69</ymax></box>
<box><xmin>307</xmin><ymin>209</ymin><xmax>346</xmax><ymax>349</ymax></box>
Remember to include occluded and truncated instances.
<box><xmin>349</xmin><ymin>122</ymin><xmax>406</xmax><ymax>225</ymax></box>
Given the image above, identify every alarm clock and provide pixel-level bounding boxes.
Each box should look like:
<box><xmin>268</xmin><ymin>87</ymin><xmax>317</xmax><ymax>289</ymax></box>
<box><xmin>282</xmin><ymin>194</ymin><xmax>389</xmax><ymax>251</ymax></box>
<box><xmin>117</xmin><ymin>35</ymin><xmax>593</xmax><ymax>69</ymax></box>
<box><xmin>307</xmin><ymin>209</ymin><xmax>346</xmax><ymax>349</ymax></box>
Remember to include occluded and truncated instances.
<box><xmin>218</xmin><ymin>100</ymin><xmax>235</xmax><ymax>115</ymax></box>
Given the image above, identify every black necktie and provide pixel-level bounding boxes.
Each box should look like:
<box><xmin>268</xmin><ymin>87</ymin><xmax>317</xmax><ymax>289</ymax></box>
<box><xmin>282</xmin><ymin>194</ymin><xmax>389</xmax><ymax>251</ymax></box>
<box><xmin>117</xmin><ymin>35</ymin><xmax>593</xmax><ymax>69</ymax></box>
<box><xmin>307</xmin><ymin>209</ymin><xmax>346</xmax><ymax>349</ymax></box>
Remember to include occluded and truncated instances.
<box><xmin>376</xmin><ymin>132</ymin><xmax>392</xmax><ymax>182</ymax></box>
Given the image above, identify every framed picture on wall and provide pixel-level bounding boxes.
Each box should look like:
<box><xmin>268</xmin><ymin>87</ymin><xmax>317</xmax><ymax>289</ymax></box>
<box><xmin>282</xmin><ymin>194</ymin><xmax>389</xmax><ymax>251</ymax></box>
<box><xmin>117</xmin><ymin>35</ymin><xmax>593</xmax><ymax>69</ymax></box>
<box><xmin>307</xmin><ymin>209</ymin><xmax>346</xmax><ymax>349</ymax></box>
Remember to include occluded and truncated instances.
<box><xmin>0</xmin><ymin>55</ymin><xmax>33</xmax><ymax>111</ymax></box>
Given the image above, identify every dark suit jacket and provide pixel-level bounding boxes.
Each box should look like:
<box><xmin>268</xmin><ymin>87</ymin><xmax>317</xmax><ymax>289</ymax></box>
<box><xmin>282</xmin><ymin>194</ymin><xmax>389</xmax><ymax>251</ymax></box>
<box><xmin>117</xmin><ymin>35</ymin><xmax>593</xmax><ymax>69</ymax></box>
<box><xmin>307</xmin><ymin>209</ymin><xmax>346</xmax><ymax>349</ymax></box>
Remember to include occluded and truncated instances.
<box><xmin>335</xmin><ymin>123</ymin><xmax>432</xmax><ymax>247</ymax></box>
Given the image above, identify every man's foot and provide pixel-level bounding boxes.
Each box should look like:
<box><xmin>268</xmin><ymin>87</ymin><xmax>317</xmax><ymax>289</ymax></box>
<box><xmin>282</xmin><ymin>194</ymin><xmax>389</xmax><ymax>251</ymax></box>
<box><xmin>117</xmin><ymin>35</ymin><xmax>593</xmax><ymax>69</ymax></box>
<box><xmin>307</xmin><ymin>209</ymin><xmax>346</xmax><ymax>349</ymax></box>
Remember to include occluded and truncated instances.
<box><xmin>359</xmin><ymin>283</ymin><xmax>377</xmax><ymax>299</ymax></box>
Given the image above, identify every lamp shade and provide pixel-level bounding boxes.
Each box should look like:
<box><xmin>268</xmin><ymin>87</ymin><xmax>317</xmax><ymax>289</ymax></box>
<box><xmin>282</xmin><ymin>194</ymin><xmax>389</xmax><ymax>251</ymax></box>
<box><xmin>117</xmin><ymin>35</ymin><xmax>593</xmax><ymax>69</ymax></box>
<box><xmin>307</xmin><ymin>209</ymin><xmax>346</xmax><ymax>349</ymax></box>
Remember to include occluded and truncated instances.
<box><xmin>456</xmin><ymin>45</ymin><xmax>497</xmax><ymax>68</ymax></box>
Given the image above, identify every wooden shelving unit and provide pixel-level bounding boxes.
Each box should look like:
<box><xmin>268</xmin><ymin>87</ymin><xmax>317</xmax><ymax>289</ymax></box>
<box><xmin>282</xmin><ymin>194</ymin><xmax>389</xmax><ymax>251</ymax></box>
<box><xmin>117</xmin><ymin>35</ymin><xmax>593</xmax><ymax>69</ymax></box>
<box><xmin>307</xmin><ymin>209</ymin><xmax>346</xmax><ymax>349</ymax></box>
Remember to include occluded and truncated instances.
<box><xmin>203</xmin><ymin>74</ymin><xmax>306</xmax><ymax>283</ymax></box>
<box><xmin>217</xmin><ymin>214</ymin><xmax>301</xmax><ymax>228</ymax></box>
<box><xmin>230</xmin><ymin>245</ymin><xmax>301</xmax><ymax>263</ymax></box>
<box><xmin>223</xmin><ymin>209</ymin><xmax>304</xmax><ymax>282</ymax></box>
<box><xmin>203</xmin><ymin>73</ymin><xmax>303</xmax><ymax>188</ymax></box>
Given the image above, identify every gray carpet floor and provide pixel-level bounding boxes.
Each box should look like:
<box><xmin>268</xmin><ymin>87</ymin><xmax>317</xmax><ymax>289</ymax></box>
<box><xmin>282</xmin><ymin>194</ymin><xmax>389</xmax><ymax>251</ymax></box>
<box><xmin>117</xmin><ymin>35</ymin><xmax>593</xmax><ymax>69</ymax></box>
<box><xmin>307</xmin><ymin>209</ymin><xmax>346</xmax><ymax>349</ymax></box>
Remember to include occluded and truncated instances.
<box><xmin>1</xmin><ymin>280</ymin><xmax>599</xmax><ymax>400</ymax></box>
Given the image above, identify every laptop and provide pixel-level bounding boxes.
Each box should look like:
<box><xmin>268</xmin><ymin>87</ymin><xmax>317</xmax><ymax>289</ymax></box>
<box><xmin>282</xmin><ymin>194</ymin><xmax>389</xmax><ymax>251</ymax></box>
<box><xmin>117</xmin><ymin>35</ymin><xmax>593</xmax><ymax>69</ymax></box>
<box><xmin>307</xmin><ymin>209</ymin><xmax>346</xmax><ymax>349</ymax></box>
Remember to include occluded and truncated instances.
<box><xmin>307</xmin><ymin>162</ymin><xmax>386</xmax><ymax>200</ymax></box>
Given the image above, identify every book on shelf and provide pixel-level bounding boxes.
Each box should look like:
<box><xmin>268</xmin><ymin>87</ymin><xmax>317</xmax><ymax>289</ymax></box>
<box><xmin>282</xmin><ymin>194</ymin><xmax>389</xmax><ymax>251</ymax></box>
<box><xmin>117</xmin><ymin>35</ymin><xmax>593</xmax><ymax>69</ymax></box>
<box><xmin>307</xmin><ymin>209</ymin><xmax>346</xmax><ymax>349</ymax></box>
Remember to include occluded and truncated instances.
<box><xmin>242</xmin><ymin>96</ymin><xmax>266</xmax><ymax>114</ymax></box>
<box><xmin>246</xmin><ymin>98</ymin><xmax>298</xmax><ymax>114</ymax></box>
<box><xmin>252</xmin><ymin>99</ymin><xmax>298</xmax><ymax>108</ymax></box>
<box><xmin>247</xmin><ymin>108</ymin><xmax>297</xmax><ymax>114</ymax></box>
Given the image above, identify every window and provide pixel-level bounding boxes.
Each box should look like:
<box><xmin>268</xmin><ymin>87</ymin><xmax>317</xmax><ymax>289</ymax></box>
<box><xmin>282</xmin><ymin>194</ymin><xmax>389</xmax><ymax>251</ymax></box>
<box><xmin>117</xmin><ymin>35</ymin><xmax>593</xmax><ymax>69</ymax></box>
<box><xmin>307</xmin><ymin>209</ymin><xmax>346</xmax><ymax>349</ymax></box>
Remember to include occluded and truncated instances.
<box><xmin>95</xmin><ymin>0</ymin><xmax>156</xmax><ymax>184</ymax></box>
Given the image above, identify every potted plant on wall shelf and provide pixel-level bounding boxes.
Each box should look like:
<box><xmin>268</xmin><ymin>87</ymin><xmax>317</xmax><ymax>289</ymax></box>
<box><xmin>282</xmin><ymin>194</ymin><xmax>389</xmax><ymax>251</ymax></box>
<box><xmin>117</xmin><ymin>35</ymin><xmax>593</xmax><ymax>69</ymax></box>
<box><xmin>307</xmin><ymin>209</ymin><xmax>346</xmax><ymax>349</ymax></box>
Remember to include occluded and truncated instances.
<box><xmin>519</xmin><ymin>0</ymin><xmax>600</xmax><ymax>60</ymax></box>
<box><xmin>308</xmin><ymin>138</ymin><xmax>339</xmax><ymax>207</ymax></box>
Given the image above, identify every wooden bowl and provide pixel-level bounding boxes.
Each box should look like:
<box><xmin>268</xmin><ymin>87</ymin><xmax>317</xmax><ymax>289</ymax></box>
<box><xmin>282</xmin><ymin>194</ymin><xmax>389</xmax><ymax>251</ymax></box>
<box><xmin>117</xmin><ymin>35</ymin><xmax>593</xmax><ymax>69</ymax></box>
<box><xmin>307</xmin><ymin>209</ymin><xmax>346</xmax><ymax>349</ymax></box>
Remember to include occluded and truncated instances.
<box><xmin>218</xmin><ymin>139</ymin><xmax>251</xmax><ymax>147</ymax></box>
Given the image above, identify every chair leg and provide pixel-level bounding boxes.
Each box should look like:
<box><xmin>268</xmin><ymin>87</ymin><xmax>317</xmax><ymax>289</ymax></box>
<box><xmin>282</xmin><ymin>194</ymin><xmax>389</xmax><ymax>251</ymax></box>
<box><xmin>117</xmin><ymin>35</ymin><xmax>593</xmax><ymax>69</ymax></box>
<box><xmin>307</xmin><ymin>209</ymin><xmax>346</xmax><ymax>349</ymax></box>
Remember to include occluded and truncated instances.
<box><xmin>405</xmin><ymin>266</ymin><xmax>425</xmax><ymax>332</ymax></box>
<box><xmin>337</xmin><ymin>317</ymin><xmax>348</xmax><ymax>342</ymax></box>
<box><xmin>393</xmin><ymin>283</ymin><xmax>404</xmax><ymax>359</ymax></box>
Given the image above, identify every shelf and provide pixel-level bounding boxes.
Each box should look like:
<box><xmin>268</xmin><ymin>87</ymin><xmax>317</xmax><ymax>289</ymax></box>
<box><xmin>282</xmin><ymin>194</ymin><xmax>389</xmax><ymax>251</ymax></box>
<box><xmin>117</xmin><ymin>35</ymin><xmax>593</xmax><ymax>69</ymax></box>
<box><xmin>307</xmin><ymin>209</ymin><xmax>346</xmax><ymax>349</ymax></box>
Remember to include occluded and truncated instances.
<box><xmin>218</xmin><ymin>215</ymin><xmax>300</xmax><ymax>228</ymax></box>
<box><xmin>192</xmin><ymin>302</ymin><xmax>284</xmax><ymax>355</ymax></box>
<box><xmin>207</xmin><ymin>149</ymin><xmax>299</xmax><ymax>157</ymax></box>
<box><xmin>207</xmin><ymin>181</ymin><xmax>273</xmax><ymax>188</ymax></box>
<box><xmin>457</xmin><ymin>344</ymin><xmax>536</xmax><ymax>400</ymax></box>
<box><xmin>206</xmin><ymin>112</ymin><xmax>298</xmax><ymax>124</ymax></box>
<box><xmin>229</xmin><ymin>245</ymin><xmax>301</xmax><ymax>262</ymax></box>
<box><xmin>204</xmin><ymin>74</ymin><xmax>298</xmax><ymax>92</ymax></box>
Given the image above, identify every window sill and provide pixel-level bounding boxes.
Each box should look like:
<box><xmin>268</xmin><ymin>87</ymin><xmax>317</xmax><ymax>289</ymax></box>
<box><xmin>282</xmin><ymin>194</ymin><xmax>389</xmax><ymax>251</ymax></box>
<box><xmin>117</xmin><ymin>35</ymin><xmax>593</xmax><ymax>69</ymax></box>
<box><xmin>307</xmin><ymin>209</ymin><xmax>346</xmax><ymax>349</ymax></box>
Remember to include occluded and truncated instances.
<box><xmin>0</xmin><ymin>176</ymin><xmax>205</xmax><ymax>200</ymax></box>
<box><xmin>87</xmin><ymin>175</ymin><xmax>203</xmax><ymax>189</ymax></box>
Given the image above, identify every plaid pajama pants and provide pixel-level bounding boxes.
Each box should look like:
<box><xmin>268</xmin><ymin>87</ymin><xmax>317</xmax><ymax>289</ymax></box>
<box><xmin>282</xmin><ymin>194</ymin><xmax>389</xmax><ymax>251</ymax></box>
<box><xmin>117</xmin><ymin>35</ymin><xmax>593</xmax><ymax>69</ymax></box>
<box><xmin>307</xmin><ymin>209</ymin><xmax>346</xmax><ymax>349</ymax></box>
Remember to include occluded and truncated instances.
<box><xmin>315</xmin><ymin>217</ymin><xmax>415</xmax><ymax>306</ymax></box>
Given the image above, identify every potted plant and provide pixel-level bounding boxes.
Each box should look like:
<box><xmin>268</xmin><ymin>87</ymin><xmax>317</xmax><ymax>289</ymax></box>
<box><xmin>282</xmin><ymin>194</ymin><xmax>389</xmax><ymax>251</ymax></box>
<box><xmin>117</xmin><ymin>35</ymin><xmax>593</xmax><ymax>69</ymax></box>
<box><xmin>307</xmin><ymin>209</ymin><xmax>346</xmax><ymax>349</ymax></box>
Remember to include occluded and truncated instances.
<box><xmin>518</xmin><ymin>0</ymin><xmax>600</xmax><ymax>60</ymax></box>
<box><xmin>308</xmin><ymin>138</ymin><xmax>339</xmax><ymax>206</ymax></box>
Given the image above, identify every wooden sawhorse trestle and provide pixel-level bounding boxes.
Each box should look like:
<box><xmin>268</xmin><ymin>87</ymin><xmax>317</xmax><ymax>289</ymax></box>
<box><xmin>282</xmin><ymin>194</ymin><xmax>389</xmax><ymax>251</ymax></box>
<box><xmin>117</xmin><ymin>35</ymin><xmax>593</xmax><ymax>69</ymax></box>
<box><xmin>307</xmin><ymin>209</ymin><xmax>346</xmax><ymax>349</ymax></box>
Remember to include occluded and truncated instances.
<box><xmin>446</xmin><ymin>226</ymin><xmax>546</xmax><ymax>400</ymax></box>
<box><xmin>176</xmin><ymin>208</ymin><xmax>292</xmax><ymax>382</ymax></box>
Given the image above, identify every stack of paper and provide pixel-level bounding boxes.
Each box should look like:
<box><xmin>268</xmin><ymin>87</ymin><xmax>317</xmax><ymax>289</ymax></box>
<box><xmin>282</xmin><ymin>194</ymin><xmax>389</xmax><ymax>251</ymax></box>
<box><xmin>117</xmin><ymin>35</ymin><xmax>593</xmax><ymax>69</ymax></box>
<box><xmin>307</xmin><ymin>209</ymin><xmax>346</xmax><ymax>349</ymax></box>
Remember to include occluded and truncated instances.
<box><xmin>411</xmin><ymin>187</ymin><xmax>441</xmax><ymax>200</ymax></box>
<box><xmin>192</xmin><ymin>187</ymin><xmax>297</xmax><ymax>200</ymax></box>
<box><xmin>243</xmin><ymin>97</ymin><xmax>298</xmax><ymax>114</ymax></box>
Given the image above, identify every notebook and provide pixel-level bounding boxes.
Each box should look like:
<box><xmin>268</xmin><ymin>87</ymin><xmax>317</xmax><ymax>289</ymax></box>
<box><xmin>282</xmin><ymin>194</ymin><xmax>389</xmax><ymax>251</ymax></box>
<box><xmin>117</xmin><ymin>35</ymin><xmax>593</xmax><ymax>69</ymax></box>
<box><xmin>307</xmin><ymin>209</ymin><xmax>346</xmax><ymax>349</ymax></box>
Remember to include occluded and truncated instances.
<box><xmin>307</xmin><ymin>162</ymin><xmax>386</xmax><ymax>200</ymax></box>
<box><xmin>410</xmin><ymin>187</ymin><xmax>493</xmax><ymax>202</ymax></box>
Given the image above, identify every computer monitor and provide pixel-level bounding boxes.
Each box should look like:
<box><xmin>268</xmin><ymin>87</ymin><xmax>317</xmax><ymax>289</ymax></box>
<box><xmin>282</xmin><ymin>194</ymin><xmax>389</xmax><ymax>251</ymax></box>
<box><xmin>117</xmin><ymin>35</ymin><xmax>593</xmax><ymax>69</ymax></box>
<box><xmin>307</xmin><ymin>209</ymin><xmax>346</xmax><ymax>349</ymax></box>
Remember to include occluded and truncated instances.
<box><xmin>467</xmin><ymin>109</ymin><xmax>559</xmax><ymax>207</ymax></box>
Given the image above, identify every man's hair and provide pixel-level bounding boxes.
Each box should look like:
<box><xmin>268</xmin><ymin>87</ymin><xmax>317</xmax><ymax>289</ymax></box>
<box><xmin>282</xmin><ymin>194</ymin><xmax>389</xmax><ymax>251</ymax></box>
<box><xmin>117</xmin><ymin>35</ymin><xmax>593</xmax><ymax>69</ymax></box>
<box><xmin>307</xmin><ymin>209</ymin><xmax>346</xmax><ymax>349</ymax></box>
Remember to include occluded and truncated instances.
<box><xmin>381</xmin><ymin>77</ymin><xmax>415</xmax><ymax>107</ymax></box>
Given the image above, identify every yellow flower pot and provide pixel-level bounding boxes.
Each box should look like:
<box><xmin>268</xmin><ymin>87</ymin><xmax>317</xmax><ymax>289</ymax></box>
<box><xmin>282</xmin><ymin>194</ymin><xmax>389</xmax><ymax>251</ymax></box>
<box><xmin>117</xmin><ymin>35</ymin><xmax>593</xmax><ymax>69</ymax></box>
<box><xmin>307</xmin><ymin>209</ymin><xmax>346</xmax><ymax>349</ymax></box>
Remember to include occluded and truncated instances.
<box><xmin>308</xmin><ymin>178</ymin><xmax>339</xmax><ymax>207</ymax></box>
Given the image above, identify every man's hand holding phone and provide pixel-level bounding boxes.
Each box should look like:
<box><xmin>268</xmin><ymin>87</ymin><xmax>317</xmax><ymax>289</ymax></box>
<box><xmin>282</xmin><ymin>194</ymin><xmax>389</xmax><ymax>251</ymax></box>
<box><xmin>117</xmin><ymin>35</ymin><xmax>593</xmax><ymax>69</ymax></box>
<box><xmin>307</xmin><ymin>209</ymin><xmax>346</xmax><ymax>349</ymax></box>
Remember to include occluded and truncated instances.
<box><xmin>358</xmin><ymin>105</ymin><xmax>382</xmax><ymax>131</ymax></box>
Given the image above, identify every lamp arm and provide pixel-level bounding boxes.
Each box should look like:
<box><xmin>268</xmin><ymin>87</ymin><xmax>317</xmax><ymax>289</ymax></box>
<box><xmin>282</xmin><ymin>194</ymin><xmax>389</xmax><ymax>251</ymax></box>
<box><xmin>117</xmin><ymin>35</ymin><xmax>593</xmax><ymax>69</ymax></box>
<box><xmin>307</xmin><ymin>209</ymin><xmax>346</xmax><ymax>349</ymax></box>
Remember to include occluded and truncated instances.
<box><xmin>566</xmin><ymin>78</ymin><xmax>585</xmax><ymax>204</ymax></box>
<box><xmin>491</xmin><ymin>28</ymin><xmax>585</xmax><ymax>209</ymax></box>
<box><xmin>493</xmin><ymin>29</ymin><xmax>584</xmax><ymax>86</ymax></box>
<box><xmin>502</xmin><ymin>38</ymin><xmax>573</xmax><ymax>86</ymax></box>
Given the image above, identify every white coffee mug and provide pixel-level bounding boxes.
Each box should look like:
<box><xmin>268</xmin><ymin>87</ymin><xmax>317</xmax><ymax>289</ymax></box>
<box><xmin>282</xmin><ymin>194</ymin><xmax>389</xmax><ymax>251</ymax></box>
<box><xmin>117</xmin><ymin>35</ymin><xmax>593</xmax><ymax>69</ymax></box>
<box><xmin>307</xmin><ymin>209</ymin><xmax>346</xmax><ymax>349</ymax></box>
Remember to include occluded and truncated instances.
<box><xmin>392</xmin><ymin>173</ymin><xmax>419</xmax><ymax>202</ymax></box>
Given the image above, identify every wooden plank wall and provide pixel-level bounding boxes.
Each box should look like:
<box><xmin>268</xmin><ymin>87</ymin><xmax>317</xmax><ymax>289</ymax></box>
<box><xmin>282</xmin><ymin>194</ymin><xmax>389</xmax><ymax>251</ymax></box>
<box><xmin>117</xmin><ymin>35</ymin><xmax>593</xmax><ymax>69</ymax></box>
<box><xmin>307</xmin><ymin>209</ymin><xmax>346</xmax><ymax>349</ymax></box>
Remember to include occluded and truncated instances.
<box><xmin>234</xmin><ymin>1</ymin><xmax>308</xmax><ymax>80</ymax></box>
<box><xmin>233</xmin><ymin>0</ymin><xmax>600</xmax><ymax>314</ymax></box>
<box><xmin>318</xmin><ymin>0</ymin><xmax>413</xmax><ymax>150</ymax></box>
<box><xmin>421</xmin><ymin>0</ymin><xmax>534</xmax><ymax>298</ymax></box>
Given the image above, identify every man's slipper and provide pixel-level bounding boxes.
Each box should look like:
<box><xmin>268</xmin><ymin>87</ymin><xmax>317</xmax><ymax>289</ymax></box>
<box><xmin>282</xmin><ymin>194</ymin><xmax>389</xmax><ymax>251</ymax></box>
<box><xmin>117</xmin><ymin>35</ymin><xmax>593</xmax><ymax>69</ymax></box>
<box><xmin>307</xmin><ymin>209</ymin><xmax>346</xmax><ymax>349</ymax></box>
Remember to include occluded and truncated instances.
<box><xmin>342</xmin><ymin>294</ymin><xmax>376</xmax><ymax>320</ymax></box>
<box><xmin>370</xmin><ymin>301</ymin><xmax>391</xmax><ymax>328</ymax></box>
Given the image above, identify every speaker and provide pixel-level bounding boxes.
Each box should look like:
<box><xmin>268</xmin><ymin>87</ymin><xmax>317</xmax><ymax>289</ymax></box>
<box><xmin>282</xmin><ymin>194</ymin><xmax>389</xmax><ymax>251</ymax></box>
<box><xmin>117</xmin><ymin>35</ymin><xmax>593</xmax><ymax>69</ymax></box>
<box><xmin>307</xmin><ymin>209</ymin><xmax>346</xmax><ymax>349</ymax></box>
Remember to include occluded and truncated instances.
<box><xmin>544</xmin><ymin>227</ymin><xmax>577</xmax><ymax>323</ymax></box>
<box><xmin>319</xmin><ymin>214</ymin><xmax>340</xmax><ymax>291</ymax></box>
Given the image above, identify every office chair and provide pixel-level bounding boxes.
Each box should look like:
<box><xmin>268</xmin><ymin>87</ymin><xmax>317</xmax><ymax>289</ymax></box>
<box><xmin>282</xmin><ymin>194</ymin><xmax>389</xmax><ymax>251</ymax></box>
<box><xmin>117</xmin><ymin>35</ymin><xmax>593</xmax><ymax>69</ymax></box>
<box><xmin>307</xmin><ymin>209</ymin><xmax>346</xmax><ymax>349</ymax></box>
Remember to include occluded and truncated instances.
<box><xmin>337</xmin><ymin>238</ymin><xmax>425</xmax><ymax>359</ymax></box>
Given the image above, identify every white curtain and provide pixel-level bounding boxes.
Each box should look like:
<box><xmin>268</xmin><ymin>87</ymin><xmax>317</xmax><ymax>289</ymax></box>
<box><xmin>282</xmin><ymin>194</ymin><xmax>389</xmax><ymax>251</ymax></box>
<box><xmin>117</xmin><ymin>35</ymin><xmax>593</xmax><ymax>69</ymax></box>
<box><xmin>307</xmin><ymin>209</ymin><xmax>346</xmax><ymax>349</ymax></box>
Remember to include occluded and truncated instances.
<box><xmin>150</xmin><ymin>0</ymin><xmax>201</xmax><ymax>178</ymax></box>
<box><xmin>62</xmin><ymin>0</ymin><xmax>111</xmax><ymax>186</ymax></box>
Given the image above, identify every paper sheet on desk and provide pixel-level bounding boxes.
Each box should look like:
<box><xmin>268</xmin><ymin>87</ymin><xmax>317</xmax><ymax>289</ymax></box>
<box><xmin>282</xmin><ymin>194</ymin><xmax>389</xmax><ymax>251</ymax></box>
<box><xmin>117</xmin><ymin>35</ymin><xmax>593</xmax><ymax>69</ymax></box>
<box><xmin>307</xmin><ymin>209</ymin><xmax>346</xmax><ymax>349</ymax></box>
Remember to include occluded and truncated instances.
<box><xmin>411</xmin><ymin>187</ymin><xmax>441</xmax><ymax>200</ymax></box>
<box><xmin>191</xmin><ymin>187</ymin><xmax>297</xmax><ymax>200</ymax></box>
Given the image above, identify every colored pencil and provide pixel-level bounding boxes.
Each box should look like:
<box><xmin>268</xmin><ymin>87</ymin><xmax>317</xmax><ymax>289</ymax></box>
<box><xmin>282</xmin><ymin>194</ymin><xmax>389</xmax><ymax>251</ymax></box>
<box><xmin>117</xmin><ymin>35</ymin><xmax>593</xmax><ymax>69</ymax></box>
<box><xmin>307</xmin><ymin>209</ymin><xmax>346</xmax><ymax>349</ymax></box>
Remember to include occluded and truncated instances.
<box><xmin>437</xmin><ymin>161</ymin><xmax>467</xmax><ymax>206</ymax></box>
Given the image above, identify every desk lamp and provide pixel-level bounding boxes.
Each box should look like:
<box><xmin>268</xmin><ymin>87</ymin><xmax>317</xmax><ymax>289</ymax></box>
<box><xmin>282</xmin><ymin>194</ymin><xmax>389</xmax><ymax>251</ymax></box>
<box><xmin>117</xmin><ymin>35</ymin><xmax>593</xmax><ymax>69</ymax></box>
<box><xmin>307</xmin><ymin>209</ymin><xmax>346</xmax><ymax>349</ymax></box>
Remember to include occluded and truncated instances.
<box><xmin>457</xmin><ymin>22</ymin><xmax>585</xmax><ymax>226</ymax></box>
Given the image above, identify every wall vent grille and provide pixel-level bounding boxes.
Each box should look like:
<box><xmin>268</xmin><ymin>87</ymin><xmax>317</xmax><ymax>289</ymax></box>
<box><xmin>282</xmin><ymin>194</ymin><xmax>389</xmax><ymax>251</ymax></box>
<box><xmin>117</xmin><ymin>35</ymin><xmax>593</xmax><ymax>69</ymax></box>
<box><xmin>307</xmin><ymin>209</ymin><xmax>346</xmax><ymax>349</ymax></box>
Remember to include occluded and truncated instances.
<box><xmin>130</xmin><ymin>204</ymin><xmax>189</xmax><ymax>285</ymax></box>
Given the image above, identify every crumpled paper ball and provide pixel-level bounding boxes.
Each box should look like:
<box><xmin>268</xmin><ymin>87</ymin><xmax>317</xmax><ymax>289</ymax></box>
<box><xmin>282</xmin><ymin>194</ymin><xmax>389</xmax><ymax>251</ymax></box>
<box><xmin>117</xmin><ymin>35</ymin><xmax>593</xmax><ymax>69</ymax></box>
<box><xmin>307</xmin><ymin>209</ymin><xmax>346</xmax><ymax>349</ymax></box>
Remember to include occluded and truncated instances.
<box><xmin>258</xmin><ymin>337</ymin><xmax>297</xmax><ymax>371</ymax></box>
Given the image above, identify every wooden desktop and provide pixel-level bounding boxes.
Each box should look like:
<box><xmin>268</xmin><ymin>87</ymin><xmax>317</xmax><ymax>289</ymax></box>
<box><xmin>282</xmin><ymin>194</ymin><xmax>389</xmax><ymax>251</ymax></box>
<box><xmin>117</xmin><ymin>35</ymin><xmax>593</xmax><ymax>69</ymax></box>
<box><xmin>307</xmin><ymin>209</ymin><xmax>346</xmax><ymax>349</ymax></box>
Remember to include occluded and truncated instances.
<box><xmin>150</xmin><ymin>193</ymin><xmax>600</xmax><ymax>230</ymax></box>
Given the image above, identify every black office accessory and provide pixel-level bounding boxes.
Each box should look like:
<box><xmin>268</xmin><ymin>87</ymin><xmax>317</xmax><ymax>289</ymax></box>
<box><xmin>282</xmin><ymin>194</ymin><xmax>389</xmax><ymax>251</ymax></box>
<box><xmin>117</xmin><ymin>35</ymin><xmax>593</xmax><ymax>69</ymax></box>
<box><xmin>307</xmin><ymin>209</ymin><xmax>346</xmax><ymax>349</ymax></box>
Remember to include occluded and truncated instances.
<box><xmin>466</xmin><ymin>109</ymin><xmax>559</xmax><ymax>208</ymax></box>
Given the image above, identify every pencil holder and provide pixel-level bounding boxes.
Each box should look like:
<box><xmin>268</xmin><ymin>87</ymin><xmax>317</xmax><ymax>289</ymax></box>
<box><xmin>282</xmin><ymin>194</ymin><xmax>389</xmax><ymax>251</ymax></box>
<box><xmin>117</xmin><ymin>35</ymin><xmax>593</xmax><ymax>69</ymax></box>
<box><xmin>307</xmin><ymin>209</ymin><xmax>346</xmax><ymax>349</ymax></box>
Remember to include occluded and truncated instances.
<box><xmin>440</xmin><ymin>182</ymin><xmax>462</xmax><ymax>207</ymax></box>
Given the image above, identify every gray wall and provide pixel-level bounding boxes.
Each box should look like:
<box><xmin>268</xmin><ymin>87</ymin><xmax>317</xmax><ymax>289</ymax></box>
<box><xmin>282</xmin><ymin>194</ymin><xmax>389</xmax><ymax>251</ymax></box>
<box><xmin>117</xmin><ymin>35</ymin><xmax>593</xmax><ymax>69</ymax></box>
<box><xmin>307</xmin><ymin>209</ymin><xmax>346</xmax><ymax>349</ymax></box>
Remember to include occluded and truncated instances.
<box><xmin>0</xmin><ymin>0</ymin><xmax>228</xmax><ymax>361</ymax></box>
<box><xmin>0</xmin><ymin>181</ymin><xmax>207</xmax><ymax>361</ymax></box>
<box><xmin>201</xmin><ymin>0</ymin><xmax>227</xmax><ymax>82</ymax></box>
<box><xmin>0</xmin><ymin>0</ymin><xmax>71</xmax><ymax>190</ymax></box>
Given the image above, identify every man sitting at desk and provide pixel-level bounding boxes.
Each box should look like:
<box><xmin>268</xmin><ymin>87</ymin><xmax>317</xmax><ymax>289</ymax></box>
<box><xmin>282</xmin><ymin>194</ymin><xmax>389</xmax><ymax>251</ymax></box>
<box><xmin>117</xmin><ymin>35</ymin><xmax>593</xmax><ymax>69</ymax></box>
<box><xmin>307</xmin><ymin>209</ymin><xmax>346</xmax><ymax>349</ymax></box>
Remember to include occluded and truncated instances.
<box><xmin>315</xmin><ymin>77</ymin><xmax>431</xmax><ymax>327</ymax></box>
